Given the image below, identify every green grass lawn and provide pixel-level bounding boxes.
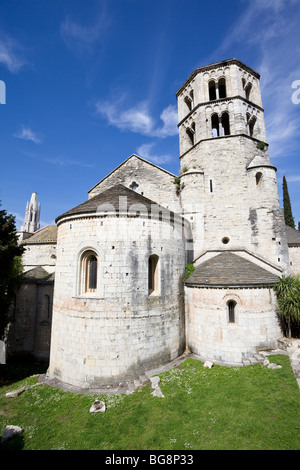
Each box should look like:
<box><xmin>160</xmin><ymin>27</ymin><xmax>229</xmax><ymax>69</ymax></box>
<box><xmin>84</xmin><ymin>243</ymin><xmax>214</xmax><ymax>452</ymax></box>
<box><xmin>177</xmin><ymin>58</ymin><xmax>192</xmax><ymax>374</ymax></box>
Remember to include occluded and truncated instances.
<box><xmin>0</xmin><ymin>355</ymin><xmax>300</xmax><ymax>450</ymax></box>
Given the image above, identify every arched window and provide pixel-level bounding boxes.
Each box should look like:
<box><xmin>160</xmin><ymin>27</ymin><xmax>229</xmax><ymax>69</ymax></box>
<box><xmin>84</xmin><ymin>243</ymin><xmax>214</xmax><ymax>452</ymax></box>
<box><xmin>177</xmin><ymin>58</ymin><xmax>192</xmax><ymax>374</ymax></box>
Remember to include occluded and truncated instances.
<box><xmin>148</xmin><ymin>254</ymin><xmax>159</xmax><ymax>295</ymax></box>
<box><xmin>209</xmin><ymin>80</ymin><xmax>216</xmax><ymax>101</ymax></box>
<box><xmin>211</xmin><ymin>112</ymin><xmax>230</xmax><ymax>137</ymax></box>
<box><xmin>80</xmin><ymin>250</ymin><xmax>98</xmax><ymax>294</ymax></box>
<box><xmin>211</xmin><ymin>114</ymin><xmax>219</xmax><ymax>137</ymax></box>
<box><xmin>184</xmin><ymin>90</ymin><xmax>194</xmax><ymax>112</ymax></box>
<box><xmin>247</xmin><ymin>114</ymin><xmax>256</xmax><ymax>137</ymax></box>
<box><xmin>227</xmin><ymin>300</ymin><xmax>236</xmax><ymax>323</ymax></box>
<box><xmin>186</xmin><ymin>122</ymin><xmax>195</xmax><ymax>146</ymax></box>
<box><xmin>245</xmin><ymin>83</ymin><xmax>252</xmax><ymax>100</ymax></box>
<box><xmin>221</xmin><ymin>112</ymin><xmax>230</xmax><ymax>135</ymax></box>
<box><xmin>209</xmin><ymin>78</ymin><xmax>226</xmax><ymax>101</ymax></box>
<box><xmin>218</xmin><ymin>78</ymin><xmax>226</xmax><ymax>98</ymax></box>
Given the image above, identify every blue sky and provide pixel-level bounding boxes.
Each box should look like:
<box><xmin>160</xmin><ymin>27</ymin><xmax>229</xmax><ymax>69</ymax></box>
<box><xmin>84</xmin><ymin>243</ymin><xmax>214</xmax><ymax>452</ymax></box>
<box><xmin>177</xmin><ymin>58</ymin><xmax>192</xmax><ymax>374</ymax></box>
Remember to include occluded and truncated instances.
<box><xmin>0</xmin><ymin>0</ymin><xmax>300</xmax><ymax>229</ymax></box>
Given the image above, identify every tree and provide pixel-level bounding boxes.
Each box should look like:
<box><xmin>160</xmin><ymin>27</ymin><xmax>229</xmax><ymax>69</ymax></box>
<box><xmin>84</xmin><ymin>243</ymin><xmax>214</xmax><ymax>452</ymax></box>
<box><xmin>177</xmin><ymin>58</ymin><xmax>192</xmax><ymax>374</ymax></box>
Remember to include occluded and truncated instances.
<box><xmin>274</xmin><ymin>275</ymin><xmax>300</xmax><ymax>339</ymax></box>
<box><xmin>282</xmin><ymin>176</ymin><xmax>295</xmax><ymax>228</ymax></box>
<box><xmin>298</xmin><ymin>221</ymin><xmax>300</xmax><ymax>231</ymax></box>
<box><xmin>0</xmin><ymin>203</ymin><xmax>24</xmax><ymax>340</ymax></box>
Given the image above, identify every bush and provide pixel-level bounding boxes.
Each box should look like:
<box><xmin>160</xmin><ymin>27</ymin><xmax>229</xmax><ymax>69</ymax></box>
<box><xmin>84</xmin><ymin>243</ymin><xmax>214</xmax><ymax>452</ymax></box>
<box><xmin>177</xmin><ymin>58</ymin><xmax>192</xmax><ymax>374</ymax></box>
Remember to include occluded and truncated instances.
<box><xmin>185</xmin><ymin>263</ymin><xmax>195</xmax><ymax>279</ymax></box>
<box><xmin>274</xmin><ymin>275</ymin><xmax>300</xmax><ymax>338</ymax></box>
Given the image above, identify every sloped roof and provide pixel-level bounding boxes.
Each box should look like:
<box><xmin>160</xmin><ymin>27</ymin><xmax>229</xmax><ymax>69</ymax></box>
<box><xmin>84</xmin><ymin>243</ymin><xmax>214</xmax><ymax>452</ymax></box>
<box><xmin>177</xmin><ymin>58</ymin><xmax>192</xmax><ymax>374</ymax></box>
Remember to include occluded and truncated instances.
<box><xmin>56</xmin><ymin>184</ymin><xmax>178</xmax><ymax>224</ymax></box>
<box><xmin>185</xmin><ymin>252</ymin><xmax>279</xmax><ymax>288</ymax></box>
<box><xmin>88</xmin><ymin>154</ymin><xmax>176</xmax><ymax>194</ymax></box>
<box><xmin>23</xmin><ymin>225</ymin><xmax>57</xmax><ymax>244</ymax></box>
<box><xmin>247</xmin><ymin>155</ymin><xmax>276</xmax><ymax>171</ymax></box>
<box><xmin>176</xmin><ymin>58</ymin><xmax>260</xmax><ymax>97</ymax></box>
<box><xmin>22</xmin><ymin>266</ymin><xmax>55</xmax><ymax>284</ymax></box>
<box><xmin>286</xmin><ymin>225</ymin><xmax>300</xmax><ymax>246</ymax></box>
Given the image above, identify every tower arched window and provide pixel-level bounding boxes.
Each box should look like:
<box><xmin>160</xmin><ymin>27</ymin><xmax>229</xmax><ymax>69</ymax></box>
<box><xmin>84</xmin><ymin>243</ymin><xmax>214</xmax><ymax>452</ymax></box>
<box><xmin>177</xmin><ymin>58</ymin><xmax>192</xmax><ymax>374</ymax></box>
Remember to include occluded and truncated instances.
<box><xmin>221</xmin><ymin>112</ymin><xmax>230</xmax><ymax>136</ymax></box>
<box><xmin>186</xmin><ymin>122</ymin><xmax>195</xmax><ymax>146</ymax></box>
<box><xmin>80</xmin><ymin>250</ymin><xmax>98</xmax><ymax>294</ymax></box>
<box><xmin>209</xmin><ymin>80</ymin><xmax>216</xmax><ymax>101</ymax></box>
<box><xmin>227</xmin><ymin>300</ymin><xmax>236</xmax><ymax>323</ymax></box>
<box><xmin>148</xmin><ymin>254</ymin><xmax>159</xmax><ymax>295</ymax></box>
<box><xmin>211</xmin><ymin>113</ymin><xmax>219</xmax><ymax>137</ymax></box>
<box><xmin>218</xmin><ymin>78</ymin><xmax>226</xmax><ymax>98</ymax></box>
<box><xmin>211</xmin><ymin>112</ymin><xmax>230</xmax><ymax>137</ymax></box>
<box><xmin>245</xmin><ymin>83</ymin><xmax>252</xmax><ymax>100</ymax></box>
<box><xmin>247</xmin><ymin>114</ymin><xmax>256</xmax><ymax>137</ymax></box>
<box><xmin>208</xmin><ymin>78</ymin><xmax>227</xmax><ymax>101</ymax></box>
<box><xmin>184</xmin><ymin>90</ymin><xmax>194</xmax><ymax>112</ymax></box>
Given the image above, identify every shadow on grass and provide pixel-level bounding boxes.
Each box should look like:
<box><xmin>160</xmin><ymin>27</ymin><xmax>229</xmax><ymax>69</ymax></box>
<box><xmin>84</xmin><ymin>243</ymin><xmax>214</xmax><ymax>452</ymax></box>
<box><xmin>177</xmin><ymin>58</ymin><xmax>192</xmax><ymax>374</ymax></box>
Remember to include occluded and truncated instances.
<box><xmin>0</xmin><ymin>358</ymin><xmax>48</xmax><ymax>387</ymax></box>
<box><xmin>0</xmin><ymin>434</ymin><xmax>25</xmax><ymax>450</ymax></box>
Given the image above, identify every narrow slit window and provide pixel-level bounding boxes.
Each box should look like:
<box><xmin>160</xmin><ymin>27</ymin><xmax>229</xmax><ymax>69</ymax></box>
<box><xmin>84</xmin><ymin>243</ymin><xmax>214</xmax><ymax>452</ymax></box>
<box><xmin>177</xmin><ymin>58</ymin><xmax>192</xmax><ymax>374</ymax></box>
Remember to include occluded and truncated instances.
<box><xmin>256</xmin><ymin>172</ymin><xmax>262</xmax><ymax>186</ymax></box>
<box><xmin>227</xmin><ymin>300</ymin><xmax>236</xmax><ymax>323</ymax></box>
<box><xmin>148</xmin><ymin>254</ymin><xmax>159</xmax><ymax>295</ymax></box>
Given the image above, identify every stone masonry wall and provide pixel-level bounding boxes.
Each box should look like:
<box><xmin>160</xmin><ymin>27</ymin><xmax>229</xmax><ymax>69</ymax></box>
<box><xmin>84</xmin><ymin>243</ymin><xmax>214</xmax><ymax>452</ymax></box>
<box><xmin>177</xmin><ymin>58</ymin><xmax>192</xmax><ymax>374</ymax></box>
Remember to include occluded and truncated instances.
<box><xmin>185</xmin><ymin>285</ymin><xmax>280</xmax><ymax>364</ymax></box>
<box><xmin>48</xmin><ymin>212</ymin><xmax>187</xmax><ymax>388</ymax></box>
<box><xmin>88</xmin><ymin>155</ymin><xmax>182</xmax><ymax>214</ymax></box>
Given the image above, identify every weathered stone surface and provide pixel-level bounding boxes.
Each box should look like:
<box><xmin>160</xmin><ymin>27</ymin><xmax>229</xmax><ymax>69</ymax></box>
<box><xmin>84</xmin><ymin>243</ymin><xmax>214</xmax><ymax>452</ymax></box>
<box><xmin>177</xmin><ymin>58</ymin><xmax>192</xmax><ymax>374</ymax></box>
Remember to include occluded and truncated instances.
<box><xmin>1</xmin><ymin>425</ymin><xmax>23</xmax><ymax>443</ymax></box>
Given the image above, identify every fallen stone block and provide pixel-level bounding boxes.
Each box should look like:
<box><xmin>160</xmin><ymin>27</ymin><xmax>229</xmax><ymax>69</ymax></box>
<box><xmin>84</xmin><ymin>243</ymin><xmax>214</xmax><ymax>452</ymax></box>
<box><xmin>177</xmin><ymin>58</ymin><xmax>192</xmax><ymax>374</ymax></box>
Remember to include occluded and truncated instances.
<box><xmin>267</xmin><ymin>363</ymin><xmax>282</xmax><ymax>369</ymax></box>
<box><xmin>89</xmin><ymin>400</ymin><xmax>106</xmax><ymax>413</ymax></box>
<box><xmin>1</xmin><ymin>425</ymin><xmax>23</xmax><ymax>443</ymax></box>
<box><xmin>203</xmin><ymin>361</ymin><xmax>213</xmax><ymax>368</ymax></box>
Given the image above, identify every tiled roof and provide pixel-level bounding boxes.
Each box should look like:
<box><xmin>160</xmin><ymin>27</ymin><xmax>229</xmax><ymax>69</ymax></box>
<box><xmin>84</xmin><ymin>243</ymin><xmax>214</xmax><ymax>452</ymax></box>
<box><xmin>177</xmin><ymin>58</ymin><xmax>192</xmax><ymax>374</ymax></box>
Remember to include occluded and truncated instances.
<box><xmin>185</xmin><ymin>252</ymin><xmax>279</xmax><ymax>288</ymax></box>
<box><xmin>22</xmin><ymin>266</ymin><xmax>55</xmax><ymax>284</ymax></box>
<box><xmin>23</xmin><ymin>225</ymin><xmax>57</xmax><ymax>244</ymax></box>
<box><xmin>285</xmin><ymin>225</ymin><xmax>300</xmax><ymax>246</ymax></box>
<box><xmin>56</xmin><ymin>184</ymin><xmax>177</xmax><ymax>223</ymax></box>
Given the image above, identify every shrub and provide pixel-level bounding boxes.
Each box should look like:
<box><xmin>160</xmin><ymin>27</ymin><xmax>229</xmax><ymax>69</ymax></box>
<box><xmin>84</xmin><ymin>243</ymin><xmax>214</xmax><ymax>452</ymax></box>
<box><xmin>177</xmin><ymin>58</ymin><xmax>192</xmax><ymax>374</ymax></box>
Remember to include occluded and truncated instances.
<box><xmin>274</xmin><ymin>275</ymin><xmax>300</xmax><ymax>338</ymax></box>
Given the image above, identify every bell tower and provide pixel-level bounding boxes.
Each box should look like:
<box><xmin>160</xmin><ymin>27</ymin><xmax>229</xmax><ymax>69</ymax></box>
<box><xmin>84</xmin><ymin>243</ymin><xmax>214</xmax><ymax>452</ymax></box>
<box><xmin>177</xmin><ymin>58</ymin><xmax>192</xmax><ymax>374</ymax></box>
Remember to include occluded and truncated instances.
<box><xmin>20</xmin><ymin>192</ymin><xmax>41</xmax><ymax>235</ymax></box>
<box><xmin>176</xmin><ymin>58</ymin><xmax>289</xmax><ymax>274</ymax></box>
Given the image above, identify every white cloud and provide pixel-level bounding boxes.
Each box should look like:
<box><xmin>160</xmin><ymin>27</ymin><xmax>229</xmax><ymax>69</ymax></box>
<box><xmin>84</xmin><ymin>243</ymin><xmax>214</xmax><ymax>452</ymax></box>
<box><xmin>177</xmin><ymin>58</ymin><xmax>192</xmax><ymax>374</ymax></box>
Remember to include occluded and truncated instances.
<box><xmin>136</xmin><ymin>142</ymin><xmax>173</xmax><ymax>165</ymax></box>
<box><xmin>213</xmin><ymin>0</ymin><xmax>300</xmax><ymax>160</ymax></box>
<box><xmin>22</xmin><ymin>150</ymin><xmax>94</xmax><ymax>169</ymax></box>
<box><xmin>61</xmin><ymin>10</ymin><xmax>111</xmax><ymax>54</ymax></box>
<box><xmin>95</xmin><ymin>99</ymin><xmax>178</xmax><ymax>138</ymax></box>
<box><xmin>0</xmin><ymin>33</ymin><xmax>27</xmax><ymax>73</ymax></box>
<box><xmin>153</xmin><ymin>105</ymin><xmax>178</xmax><ymax>138</ymax></box>
<box><xmin>14</xmin><ymin>126</ymin><xmax>42</xmax><ymax>144</ymax></box>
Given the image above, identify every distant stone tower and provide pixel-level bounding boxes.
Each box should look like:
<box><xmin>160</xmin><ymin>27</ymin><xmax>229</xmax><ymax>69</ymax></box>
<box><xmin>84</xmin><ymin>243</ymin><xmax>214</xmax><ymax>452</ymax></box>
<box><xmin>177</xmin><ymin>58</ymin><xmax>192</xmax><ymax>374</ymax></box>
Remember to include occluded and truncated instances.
<box><xmin>176</xmin><ymin>58</ymin><xmax>289</xmax><ymax>274</ymax></box>
<box><xmin>20</xmin><ymin>192</ymin><xmax>40</xmax><ymax>234</ymax></box>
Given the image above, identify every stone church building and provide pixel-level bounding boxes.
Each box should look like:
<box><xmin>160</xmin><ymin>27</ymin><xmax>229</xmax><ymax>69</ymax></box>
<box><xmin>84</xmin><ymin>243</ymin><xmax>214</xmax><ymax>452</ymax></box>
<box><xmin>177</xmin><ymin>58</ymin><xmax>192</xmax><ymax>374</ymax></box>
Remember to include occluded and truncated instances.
<box><xmin>11</xmin><ymin>58</ymin><xmax>300</xmax><ymax>390</ymax></box>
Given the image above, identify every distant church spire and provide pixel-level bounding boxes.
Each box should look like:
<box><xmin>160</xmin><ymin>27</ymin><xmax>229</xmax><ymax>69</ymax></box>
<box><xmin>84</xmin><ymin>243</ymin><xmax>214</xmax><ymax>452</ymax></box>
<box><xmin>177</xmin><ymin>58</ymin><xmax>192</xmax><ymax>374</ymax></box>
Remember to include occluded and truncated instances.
<box><xmin>20</xmin><ymin>192</ymin><xmax>40</xmax><ymax>233</ymax></box>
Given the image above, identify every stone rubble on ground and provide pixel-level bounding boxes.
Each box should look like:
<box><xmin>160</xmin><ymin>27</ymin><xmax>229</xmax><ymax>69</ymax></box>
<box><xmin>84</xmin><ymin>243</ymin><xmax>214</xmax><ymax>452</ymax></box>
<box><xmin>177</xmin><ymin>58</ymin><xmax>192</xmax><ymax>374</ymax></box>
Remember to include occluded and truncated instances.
<box><xmin>203</xmin><ymin>361</ymin><xmax>214</xmax><ymax>368</ymax></box>
<box><xmin>150</xmin><ymin>376</ymin><xmax>165</xmax><ymax>398</ymax></box>
<box><xmin>5</xmin><ymin>382</ymin><xmax>42</xmax><ymax>399</ymax></box>
<box><xmin>89</xmin><ymin>400</ymin><xmax>106</xmax><ymax>413</ymax></box>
